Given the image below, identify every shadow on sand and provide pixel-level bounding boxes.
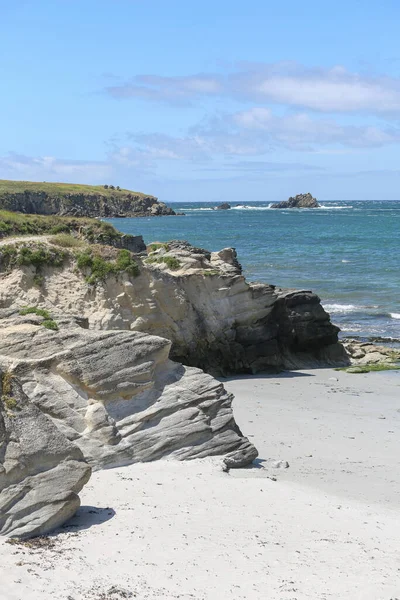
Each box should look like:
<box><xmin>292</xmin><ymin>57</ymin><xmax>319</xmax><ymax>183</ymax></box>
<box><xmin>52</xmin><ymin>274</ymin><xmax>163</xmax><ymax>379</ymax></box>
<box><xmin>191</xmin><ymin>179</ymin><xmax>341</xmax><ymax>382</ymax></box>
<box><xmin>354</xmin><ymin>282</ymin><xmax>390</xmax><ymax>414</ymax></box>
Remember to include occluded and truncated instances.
<box><xmin>60</xmin><ymin>506</ymin><xmax>116</xmax><ymax>533</ymax></box>
<box><xmin>221</xmin><ymin>370</ymin><xmax>316</xmax><ymax>383</ymax></box>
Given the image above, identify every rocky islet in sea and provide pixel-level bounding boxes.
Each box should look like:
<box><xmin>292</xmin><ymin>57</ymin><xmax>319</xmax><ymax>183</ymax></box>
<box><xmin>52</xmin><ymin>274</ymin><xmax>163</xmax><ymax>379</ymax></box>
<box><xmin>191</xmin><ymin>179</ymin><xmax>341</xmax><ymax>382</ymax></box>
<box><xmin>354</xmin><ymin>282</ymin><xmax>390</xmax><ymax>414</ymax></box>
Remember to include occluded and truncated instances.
<box><xmin>270</xmin><ymin>192</ymin><xmax>320</xmax><ymax>209</ymax></box>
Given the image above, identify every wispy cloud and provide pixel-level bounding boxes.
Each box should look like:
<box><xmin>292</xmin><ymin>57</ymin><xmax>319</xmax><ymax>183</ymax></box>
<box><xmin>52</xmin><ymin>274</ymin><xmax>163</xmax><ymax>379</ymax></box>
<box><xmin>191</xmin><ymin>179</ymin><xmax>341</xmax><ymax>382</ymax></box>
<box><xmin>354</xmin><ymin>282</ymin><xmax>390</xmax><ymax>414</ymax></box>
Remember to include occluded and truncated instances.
<box><xmin>0</xmin><ymin>153</ymin><xmax>113</xmax><ymax>182</ymax></box>
<box><xmin>105</xmin><ymin>62</ymin><xmax>400</xmax><ymax>115</ymax></box>
<box><xmin>123</xmin><ymin>108</ymin><xmax>400</xmax><ymax>163</ymax></box>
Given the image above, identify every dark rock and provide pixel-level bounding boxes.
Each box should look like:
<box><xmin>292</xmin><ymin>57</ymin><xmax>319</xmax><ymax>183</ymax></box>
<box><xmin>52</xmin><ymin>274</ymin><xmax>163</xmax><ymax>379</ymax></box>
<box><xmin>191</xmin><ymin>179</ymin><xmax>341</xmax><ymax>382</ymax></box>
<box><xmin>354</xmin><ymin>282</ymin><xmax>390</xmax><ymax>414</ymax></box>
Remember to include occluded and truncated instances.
<box><xmin>215</xmin><ymin>203</ymin><xmax>231</xmax><ymax>210</ymax></box>
<box><xmin>271</xmin><ymin>193</ymin><xmax>319</xmax><ymax>209</ymax></box>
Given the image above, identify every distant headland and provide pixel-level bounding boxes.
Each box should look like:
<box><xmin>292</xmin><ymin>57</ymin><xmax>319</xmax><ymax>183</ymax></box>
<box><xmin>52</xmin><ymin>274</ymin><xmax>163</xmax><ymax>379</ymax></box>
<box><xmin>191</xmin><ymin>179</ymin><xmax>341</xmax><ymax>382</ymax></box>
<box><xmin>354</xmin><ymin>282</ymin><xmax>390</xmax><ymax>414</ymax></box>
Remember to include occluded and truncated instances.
<box><xmin>0</xmin><ymin>179</ymin><xmax>176</xmax><ymax>218</ymax></box>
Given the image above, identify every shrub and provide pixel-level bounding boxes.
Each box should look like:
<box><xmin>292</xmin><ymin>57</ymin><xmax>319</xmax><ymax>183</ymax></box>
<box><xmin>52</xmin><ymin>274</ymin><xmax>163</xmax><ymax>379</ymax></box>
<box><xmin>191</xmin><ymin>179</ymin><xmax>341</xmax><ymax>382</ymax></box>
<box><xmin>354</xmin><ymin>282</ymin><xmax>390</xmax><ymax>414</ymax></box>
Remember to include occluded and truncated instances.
<box><xmin>76</xmin><ymin>248</ymin><xmax>140</xmax><ymax>283</ymax></box>
<box><xmin>49</xmin><ymin>224</ymin><xmax>71</xmax><ymax>235</ymax></box>
<box><xmin>104</xmin><ymin>184</ymin><xmax>109</xmax><ymax>189</ymax></box>
<box><xmin>16</xmin><ymin>246</ymin><xmax>66</xmax><ymax>268</ymax></box>
<box><xmin>76</xmin><ymin>250</ymin><xmax>94</xmax><ymax>270</ymax></box>
<box><xmin>50</xmin><ymin>234</ymin><xmax>84</xmax><ymax>248</ymax></box>
<box><xmin>115</xmin><ymin>249</ymin><xmax>140</xmax><ymax>277</ymax></box>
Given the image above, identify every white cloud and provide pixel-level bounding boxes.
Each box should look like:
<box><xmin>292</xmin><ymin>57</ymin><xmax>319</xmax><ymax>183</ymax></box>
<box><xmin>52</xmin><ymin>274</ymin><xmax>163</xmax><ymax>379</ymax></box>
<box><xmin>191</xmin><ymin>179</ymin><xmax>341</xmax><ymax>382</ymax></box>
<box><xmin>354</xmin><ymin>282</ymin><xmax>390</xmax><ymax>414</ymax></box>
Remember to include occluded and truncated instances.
<box><xmin>105</xmin><ymin>62</ymin><xmax>400</xmax><ymax>115</ymax></box>
<box><xmin>106</xmin><ymin>74</ymin><xmax>222</xmax><ymax>104</ymax></box>
<box><xmin>232</xmin><ymin>108</ymin><xmax>400</xmax><ymax>148</ymax></box>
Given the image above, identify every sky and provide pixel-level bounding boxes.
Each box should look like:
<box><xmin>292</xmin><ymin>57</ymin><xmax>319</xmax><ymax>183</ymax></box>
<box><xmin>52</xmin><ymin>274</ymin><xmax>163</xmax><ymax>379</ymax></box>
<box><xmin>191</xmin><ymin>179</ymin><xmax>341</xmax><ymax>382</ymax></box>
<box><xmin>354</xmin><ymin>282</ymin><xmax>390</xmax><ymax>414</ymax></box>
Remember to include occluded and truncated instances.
<box><xmin>1</xmin><ymin>0</ymin><xmax>400</xmax><ymax>202</ymax></box>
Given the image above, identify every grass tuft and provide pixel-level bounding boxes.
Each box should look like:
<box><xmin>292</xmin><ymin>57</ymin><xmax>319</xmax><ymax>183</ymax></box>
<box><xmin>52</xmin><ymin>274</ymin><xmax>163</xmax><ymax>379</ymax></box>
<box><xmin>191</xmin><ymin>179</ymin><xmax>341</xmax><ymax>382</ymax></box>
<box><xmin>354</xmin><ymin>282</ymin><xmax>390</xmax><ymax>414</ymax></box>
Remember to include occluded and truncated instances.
<box><xmin>146</xmin><ymin>255</ymin><xmax>181</xmax><ymax>270</ymax></box>
<box><xmin>19</xmin><ymin>306</ymin><xmax>51</xmax><ymax>319</ymax></box>
<box><xmin>50</xmin><ymin>233</ymin><xmax>85</xmax><ymax>248</ymax></box>
<box><xmin>19</xmin><ymin>306</ymin><xmax>58</xmax><ymax>331</ymax></box>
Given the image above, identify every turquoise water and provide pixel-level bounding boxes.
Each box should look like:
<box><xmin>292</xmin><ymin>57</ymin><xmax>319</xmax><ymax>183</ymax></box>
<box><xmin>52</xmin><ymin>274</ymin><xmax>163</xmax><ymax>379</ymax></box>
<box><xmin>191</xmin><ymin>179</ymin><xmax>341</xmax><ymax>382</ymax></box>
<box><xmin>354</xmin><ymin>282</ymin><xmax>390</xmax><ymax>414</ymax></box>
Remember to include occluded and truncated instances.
<box><xmin>107</xmin><ymin>200</ymin><xmax>400</xmax><ymax>341</ymax></box>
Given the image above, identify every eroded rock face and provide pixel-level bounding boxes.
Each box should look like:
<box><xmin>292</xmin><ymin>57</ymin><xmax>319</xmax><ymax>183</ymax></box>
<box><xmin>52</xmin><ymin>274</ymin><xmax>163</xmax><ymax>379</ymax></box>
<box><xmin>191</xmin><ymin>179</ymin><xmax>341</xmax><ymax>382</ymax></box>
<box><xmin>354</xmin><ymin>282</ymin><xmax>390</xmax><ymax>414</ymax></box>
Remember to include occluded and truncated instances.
<box><xmin>0</xmin><ymin>241</ymin><xmax>347</xmax><ymax>375</ymax></box>
<box><xmin>0</xmin><ymin>313</ymin><xmax>257</xmax><ymax>471</ymax></box>
<box><xmin>0</xmin><ymin>371</ymin><xmax>91</xmax><ymax>538</ymax></box>
<box><xmin>0</xmin><ymin>191</ymin><xmax>175</xmax><ymax>218</ymax></box>
<box><xmin>271</xmin><ymin>193</ymin><xmax>319</xmax><ymax>209</ymax></box>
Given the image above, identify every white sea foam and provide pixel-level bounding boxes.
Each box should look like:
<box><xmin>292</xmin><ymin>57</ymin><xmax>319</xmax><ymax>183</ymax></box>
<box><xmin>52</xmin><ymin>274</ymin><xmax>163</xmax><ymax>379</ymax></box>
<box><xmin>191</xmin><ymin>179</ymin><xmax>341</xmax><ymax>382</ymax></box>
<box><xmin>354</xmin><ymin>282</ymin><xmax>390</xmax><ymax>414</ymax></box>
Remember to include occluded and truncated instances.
<box><xmin>390</xmin><ymin>313</ymin><xmax>400</xmax><ymax>319</ymax></box>
<box><xmin>341</xmin><ymin>259</ymin><xmax>350</xmax><ymax>263</ymax></box>
<box><xmin>231</xmin><ymin>205</ymin><xmax>272</xmax><ymax>211</ymax></box>
<box><xmin>319</xmin><ymin>205</ymin><xmax>353</xmax><ymax>210</ymax></box>
<box><xmin>324</xmin><ymin>303</ymin><xmax>359</xmax><ymax>314</ymax></box>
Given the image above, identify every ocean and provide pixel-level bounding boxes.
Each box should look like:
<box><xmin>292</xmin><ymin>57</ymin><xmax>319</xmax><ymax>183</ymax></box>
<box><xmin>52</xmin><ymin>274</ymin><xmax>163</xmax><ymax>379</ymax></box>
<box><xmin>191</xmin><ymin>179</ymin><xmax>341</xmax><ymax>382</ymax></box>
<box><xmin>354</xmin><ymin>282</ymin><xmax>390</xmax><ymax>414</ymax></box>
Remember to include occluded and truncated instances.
<box><xmin>107</xmin><ymin>200</ymin><xmax>400</xmax><ymax>343</ymax></box>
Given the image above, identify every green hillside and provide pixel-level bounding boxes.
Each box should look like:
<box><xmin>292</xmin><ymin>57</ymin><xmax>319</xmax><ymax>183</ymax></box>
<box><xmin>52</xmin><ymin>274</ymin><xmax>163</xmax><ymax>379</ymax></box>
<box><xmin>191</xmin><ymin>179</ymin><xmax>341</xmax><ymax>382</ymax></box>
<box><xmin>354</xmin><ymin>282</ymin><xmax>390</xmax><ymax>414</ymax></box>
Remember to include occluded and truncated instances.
<box><xmin>0</xmin><ymin>179</ymin><xmax>154</xmax><ymax>199</ymax></box>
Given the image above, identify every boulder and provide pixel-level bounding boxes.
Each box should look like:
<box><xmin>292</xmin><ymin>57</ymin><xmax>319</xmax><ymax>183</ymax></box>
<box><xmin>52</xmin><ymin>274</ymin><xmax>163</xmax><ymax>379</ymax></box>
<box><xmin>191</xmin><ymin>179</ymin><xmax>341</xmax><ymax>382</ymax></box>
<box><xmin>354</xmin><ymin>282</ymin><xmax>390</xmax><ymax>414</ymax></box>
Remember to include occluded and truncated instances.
<box><xmin>215</xmin><ymin>203</ymin><xmax>231</xmax><ymax>210</ymax></box>
<box><xmin>271</xmin><ymin>193</ymin><xmax>319</xmax><ymax>209</ymax></box>
<box><xmin>0</xmin><ymin>313</ymin><xmax>257</xmax><ymax>471</ymax></box>
<box><xmin>0</xmin><ymin>370</ymin><xmax>91</xmax><ymax>538</ymax></box>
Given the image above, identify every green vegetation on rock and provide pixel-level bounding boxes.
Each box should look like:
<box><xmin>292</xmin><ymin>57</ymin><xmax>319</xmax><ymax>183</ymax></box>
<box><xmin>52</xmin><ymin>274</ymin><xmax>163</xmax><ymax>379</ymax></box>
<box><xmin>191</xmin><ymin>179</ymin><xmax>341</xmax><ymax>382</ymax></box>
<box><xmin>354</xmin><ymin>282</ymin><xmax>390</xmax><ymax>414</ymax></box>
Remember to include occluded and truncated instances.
<box><xmin>148</xmin><ymin>243</ymin><xmax>169</xmax><ymax>252</ymax></box>
<box><xmin>1</xmin><ymin>371</ymin><xmax>18</xmax><ymax>411</ymax></box>
<box><xmin>146</xmin><ymin>255</ymin><xmax>181</xmax><ymax>270</ymax></box>
<box><xmin>50</xmin><ymin>233</ymin><xmax>85</xmax><ymax>248</ymax></box>
<box><xmin>76</xmin><ymin>248</ymin><xmax>140</xmax><ymax>284</ymax></box>
<box><xmin>0</xmin><ymin>244</ymin><xmax>67</xmax><ymax>281</ymax></box>
<box><xmin>19</xmin><ymin>306</ymin><xmax>58</xmax><ymax>331</ymax></box>
<box><xmin>19</xmin><ymin>306</ymin><xmax>51</xmax><ymax>319</ymax></box>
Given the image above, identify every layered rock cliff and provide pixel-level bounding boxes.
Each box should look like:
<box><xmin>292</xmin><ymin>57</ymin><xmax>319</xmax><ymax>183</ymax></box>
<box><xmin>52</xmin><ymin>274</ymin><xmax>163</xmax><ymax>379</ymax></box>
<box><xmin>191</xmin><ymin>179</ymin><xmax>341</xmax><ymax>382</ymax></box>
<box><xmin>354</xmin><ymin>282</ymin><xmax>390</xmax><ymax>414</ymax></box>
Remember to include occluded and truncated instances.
<box><xmin>0</xmin><ymin>238</ymin><xmax>347</xmax><ymax>375</ymax></box>
<box><xmin>0</xmin><ymin>180</ymin><xmax>175</xmax><ymax>217</ymax></box>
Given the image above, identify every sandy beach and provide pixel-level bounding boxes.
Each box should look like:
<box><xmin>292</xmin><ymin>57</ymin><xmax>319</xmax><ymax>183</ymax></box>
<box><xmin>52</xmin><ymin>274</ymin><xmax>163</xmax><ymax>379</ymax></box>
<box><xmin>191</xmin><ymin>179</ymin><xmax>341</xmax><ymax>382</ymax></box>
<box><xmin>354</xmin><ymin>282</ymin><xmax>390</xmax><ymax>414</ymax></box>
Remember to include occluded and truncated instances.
<box><xmin>1</xmin><ymin>368</ymin><xmax>399</xmax><ymax>600</ymax></box>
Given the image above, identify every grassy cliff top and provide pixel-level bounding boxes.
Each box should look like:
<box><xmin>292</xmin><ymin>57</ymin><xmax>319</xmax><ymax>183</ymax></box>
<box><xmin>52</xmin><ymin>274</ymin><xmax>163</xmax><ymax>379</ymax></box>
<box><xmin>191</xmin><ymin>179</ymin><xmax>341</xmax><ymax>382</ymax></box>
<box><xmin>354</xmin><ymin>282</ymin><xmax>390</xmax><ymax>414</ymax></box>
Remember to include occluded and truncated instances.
<box><xmin>0</xmin><ymin>179</ymin><xmax>155</xmax><ymax>199</ymax></box>
<box><xmin>0</xmin><ymin>209</ymin><xmax>123</xmax><ymax>240</ymax></box>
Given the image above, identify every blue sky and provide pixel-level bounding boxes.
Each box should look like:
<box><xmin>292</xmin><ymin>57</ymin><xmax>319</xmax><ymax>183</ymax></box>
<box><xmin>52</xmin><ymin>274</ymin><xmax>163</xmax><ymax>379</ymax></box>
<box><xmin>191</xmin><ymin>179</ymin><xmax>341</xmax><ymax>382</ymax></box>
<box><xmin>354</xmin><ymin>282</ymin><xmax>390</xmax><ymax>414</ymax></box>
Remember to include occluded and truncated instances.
<box><xmin>1</xmin><ymin>0</ymin><xmax>400</xmax><ymax>201</ymax></box>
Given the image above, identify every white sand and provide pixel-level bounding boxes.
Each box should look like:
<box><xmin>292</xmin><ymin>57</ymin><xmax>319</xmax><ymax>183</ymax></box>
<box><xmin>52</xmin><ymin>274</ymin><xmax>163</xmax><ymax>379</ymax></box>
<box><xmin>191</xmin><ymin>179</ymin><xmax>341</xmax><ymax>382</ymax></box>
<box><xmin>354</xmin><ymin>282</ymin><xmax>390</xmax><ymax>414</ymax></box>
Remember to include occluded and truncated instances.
<box><xmin>1</xmin><ymin>368</ymin><xmax>400</xmax><ymax>600</ymax></box>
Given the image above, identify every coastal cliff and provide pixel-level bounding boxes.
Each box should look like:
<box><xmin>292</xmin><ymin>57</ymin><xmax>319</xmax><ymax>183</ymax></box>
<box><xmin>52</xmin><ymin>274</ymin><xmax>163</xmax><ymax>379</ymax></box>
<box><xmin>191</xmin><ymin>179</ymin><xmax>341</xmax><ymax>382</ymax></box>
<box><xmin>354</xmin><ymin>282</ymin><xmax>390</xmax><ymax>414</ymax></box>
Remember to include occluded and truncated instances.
<box><xmin>0</xmin><ymin>238</ymin><xmax>347</xmax><ymax>375</ymax></box>
<box><xmin>0</xmin><ymin>180</ymin><xmax>175</xmax><ymax>217</ymax></box>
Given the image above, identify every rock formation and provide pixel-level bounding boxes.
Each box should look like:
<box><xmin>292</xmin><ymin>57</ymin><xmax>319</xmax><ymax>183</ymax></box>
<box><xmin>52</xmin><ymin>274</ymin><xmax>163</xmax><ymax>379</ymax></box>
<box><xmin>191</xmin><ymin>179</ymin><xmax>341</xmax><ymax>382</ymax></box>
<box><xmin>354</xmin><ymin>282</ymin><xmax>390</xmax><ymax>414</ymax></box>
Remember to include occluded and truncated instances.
<box><xmin>0</xmin><ymin>369</ymin><xmax>91</xmax><ymax>538</ymax></box>
<box><xmin>215</xmin><ymin>203</ymin><xmax>231</xmax><ymax>210</ymax></box>
<box><xmin>0</xmin><ymin>239</ymin><xmax>348</xmax><ymax>376</ymax></box>
<box><xmin>0</xmin><ymin>311</ymin><xmax>256</xmax><ymax>473</ymax></box>
<box><xmin>0</xmin><ymin>180</ymin><xmax>175</xmax><ymax>218</ymax></box>
<box><xmin>271</xmin><ymin>193</ymin><xmax>319</xmax><ymax>209</ymax></box>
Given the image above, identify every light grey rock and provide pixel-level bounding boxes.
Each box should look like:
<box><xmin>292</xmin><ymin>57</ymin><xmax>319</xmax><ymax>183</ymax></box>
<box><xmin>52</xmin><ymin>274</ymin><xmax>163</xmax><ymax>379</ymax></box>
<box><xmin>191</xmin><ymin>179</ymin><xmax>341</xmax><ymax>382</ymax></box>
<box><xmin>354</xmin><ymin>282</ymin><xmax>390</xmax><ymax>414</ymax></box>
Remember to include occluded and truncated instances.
<box><xmin>0</xmin><ymin>314</ymin><xmax>257</xmax><ymax>471</ymax></box>
<box><xmin>0</xmin><ymin>371</ymin><xmax>91</xmax><ymax>538</ymax></box>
